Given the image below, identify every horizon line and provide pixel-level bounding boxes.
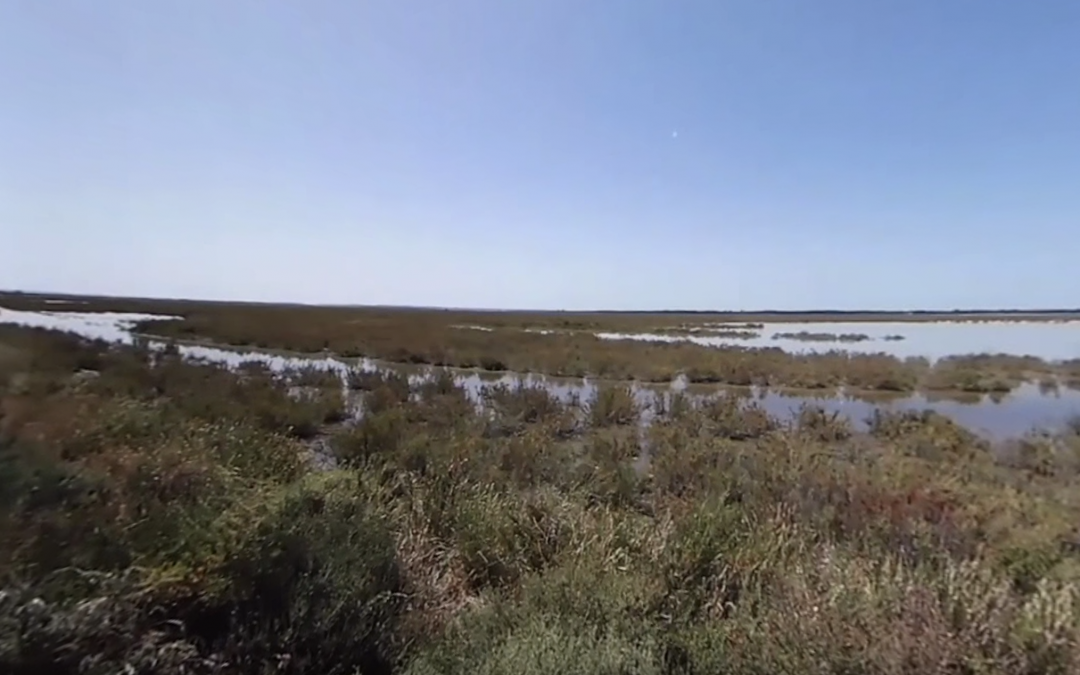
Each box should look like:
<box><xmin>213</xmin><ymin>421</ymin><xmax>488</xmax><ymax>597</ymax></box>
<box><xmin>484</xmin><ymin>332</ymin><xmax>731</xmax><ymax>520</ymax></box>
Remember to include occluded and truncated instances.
<box><xmin>3</xmin><ymin>288</ymin><xmax>1079</xmax><ymax>316</ymax></box>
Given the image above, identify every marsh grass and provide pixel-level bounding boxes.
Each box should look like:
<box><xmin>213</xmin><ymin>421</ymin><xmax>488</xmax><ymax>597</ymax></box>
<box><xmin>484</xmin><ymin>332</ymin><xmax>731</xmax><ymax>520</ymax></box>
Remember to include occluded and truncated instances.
<box><xmin>482</xmin><ymin>383</ymin><xmax>578</xmax><ymax>439</ymax></box>
<box><xmin>4</xmin><ymin>324</ymin><xmax>1080</xmax><ymax>673</ymax></box>
<box><xmin>699</xmin><ymin>394</ymin><xmax>778</xmax><ymax>440</ymax></box>
<box><xmin>925</xmin><ymin>354</ymin><xmax>1034</xmax><ymax>394</ymax></box>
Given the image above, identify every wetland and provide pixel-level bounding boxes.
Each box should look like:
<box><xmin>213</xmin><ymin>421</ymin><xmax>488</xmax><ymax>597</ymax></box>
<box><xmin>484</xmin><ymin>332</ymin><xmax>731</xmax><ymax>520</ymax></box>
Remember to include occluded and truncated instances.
<box><xmin>3</xmin><ymin>292</ymin><xmax>1080</xmax><ymax>674</ymax></box>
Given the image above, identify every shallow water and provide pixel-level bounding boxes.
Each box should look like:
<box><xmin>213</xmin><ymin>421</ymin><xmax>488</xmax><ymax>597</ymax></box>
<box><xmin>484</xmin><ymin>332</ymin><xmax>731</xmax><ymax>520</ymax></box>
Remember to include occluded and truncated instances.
<box><xmin>0</xmin><ymin>307</ymin><xmax>183</xmax><ymax>344</ymax></box>
<box><xmin>599</xmin><ymin>320</ymin><xmax>1080</xmax><ymax>361</ymax></box>
<box><xmin>753</xmin><ymin>384</ymin><xmax>1080</xmax><ymax>438</ymax></box>
<box><xmin>3</xmin><ymin>305</ymin><xmax>1079</xmax><ymax>439</ymax></box>
<box><xmin>152</xmin><ymin>344</ymin><xmax>1080</xmax><ymax>440</ymax></box>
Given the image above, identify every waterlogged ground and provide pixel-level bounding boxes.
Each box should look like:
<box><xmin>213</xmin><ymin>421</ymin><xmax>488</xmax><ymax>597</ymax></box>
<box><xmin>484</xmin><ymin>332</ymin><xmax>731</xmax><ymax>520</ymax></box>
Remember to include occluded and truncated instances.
<box><xmin>4</xmin><ymin>304</ymin><xmax>1080</xmax><ymax>439</ymax></box>
<box><xmin>600</xmin><ymin>320</ymin><xmax>1080</xmax><ymax>361</ymax></box>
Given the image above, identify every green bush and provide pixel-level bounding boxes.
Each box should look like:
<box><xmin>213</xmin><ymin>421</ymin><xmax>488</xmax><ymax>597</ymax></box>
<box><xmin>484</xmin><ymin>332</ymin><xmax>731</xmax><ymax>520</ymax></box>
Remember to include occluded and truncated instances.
<box><xmin>451</xmin><ymin>487</ymin><xmax>572</xmax><ymax>591</ymax></box>
<box><xmin>220</xmin><ymin>472</ymin><xmax>404</xmax><ymax>674</ymax></box>
<box><xmin>404</xmin><ymin>563</ymin><xmax>665</xmax><ymax>675</ymax></box>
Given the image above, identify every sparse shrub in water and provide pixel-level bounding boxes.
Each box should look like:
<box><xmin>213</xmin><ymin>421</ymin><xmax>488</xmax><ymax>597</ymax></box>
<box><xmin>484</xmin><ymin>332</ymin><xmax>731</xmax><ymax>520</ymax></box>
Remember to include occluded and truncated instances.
<box><xmin>866</xmin><ymin>363</ymin><xmax>920</xmax><ymax>392</ymax></box>
<box><xmin>486</xmin><ymin>383</ymin><xmax>563</xmax><ymax>425</ymax></box>
<box><xmin>289</xmin><ymin>365</ymin><xmax>342</xmax><ymax>389</ymax></box>
<box><xmin>701</xmin><ymin>395</ymin><xmax>776</xmax><ymax>440</ymax></box>
<box><xmin>310</xmin><ymin>386</ymin><xmax>349</xmax><ymax>425</ymax></box>
<box><xmin>794</xmin><ymin>403</ymin><xmax>852</xmax><ymax>442</ymax></box>
<box><xmin>656</xmin><ymin>391</ymin><xmax>694</xmax><ymax>422</ymax></box>
<box><xmin>483</xmin><ymin>383</ymin><xmax>576</xmax><ymax>439</ymax></box>
<box><xmin>347</xmin><ymin>368</ymin><xmax>388</xmax><ymax>391</ymax></box>
<box><xmin>411</xmin><ymin>379</ymin><xmax>475</xmax><ymax>431</ymax></box>
<box><xmin>867</xmin><ymin>408</ymin><xmax>987</xmax><ymax>462</ymax></box>
<box><xmin>365</xmin><ymin>373</ymin><xmax>413</xmax><ymax>415</ymax></box>
<box><xmin>867</xmin><ymin>408</ymin><xmax>926</xmax><ymax>438</ymax></box>
<box><xmin>418</xmin><ymin>368</ymin><xmax>459</xmax><ymax>398</ymax></box>
<box><xmin>589</xmin><ymin>384</ymin><xmax>639</xmax><ymax>427</ymax></box>
<box><xmin>685</xmin><ymin>363</ymin><xmax>756</xmax><ymax>386</ymax></box>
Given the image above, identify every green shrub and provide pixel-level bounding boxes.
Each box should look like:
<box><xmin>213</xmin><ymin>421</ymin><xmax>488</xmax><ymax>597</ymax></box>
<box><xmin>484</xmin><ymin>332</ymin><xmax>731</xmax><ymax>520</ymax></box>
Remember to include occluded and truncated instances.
<box><xmin>404</xmin><ymin>563</ymin><xmax>665</xmax><ymax>675</ymax></box>
<box><xmin>220</xmin><ymin>472</ymin><xmax>404</xmax><ymax>674</ymax></box>
<box><xmin>451</xmin><ymin>487</ymin><xmax>571</xmax><ymax>590</ymax></box>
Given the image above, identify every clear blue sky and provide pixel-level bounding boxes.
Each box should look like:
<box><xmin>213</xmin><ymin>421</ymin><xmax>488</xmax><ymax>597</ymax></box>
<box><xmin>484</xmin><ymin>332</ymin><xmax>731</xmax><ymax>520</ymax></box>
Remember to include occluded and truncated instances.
<box><xmin>2</xmin><ymin>1</ymin><xmax>1078</xmax><ymax>311</ymax></box>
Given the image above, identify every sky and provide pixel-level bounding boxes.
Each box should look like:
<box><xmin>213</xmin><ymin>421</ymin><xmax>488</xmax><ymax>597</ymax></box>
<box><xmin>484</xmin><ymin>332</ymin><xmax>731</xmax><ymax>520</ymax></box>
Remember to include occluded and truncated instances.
<box><xmin>2</xmin><ymin>1</ymin><xmax>1079</xmax><ymax>311</ymax></box>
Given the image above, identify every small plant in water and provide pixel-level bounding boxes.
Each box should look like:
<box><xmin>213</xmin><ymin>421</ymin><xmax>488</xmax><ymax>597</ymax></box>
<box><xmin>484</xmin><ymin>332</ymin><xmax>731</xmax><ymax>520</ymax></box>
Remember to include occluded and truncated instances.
<box><xmin>795</xmin><ymin>403</ymin><xmax>853</xmax><ymax>442</ymax></box>
<box><xmin>589</xmin><ymin>384</ymin><xmax>639</xmax><ymax>427</ymax></box>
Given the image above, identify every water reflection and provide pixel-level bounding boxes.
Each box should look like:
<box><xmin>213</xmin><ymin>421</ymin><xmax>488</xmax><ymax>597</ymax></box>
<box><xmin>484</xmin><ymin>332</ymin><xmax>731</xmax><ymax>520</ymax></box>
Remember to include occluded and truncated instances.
<box><xmin>3</xmin><ymin>305</ymin><xmax>1079</xmax><ymax>440</ymax></box>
